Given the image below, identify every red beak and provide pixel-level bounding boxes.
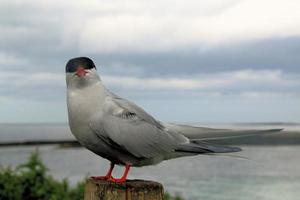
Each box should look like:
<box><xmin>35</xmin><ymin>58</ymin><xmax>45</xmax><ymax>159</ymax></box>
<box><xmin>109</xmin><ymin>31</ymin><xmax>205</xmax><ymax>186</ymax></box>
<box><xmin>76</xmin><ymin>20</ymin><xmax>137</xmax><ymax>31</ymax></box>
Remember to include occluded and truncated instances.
<box><xmin>76</xmin><ymin>67</ymin><xmax>88</xmax><ymax>77</ymax></box>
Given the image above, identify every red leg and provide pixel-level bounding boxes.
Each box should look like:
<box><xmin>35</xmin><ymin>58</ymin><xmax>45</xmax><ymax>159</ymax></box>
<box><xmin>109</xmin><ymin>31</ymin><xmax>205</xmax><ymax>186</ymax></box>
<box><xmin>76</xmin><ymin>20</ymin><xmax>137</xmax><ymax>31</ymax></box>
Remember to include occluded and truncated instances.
<box><xmin>109</xmin><ymin>164</ymin><xmax>131</xmax><ymax>183</ymax></box>
<box><xmin>92</xmin><ymin>163</ymin><xmax>115</xmax><ymax>180</ymax></box>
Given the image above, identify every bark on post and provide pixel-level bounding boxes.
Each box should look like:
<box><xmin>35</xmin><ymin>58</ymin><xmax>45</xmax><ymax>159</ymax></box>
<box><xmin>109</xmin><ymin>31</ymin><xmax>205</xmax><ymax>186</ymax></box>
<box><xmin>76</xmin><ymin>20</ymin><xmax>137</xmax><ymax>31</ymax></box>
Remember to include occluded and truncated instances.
<box><xmin>84</xmin><ymin>178</ymin><xmax>164</xmax><ymax>200</ymax></box>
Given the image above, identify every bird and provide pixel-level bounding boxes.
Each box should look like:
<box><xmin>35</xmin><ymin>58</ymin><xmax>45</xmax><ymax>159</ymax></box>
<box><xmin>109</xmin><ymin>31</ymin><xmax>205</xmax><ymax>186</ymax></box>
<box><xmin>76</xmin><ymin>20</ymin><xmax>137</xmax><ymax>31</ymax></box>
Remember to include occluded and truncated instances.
<box><xmin>65</xmin><ymin>57</ymin><xmax>282</xmax><ymax>183</ymax></box>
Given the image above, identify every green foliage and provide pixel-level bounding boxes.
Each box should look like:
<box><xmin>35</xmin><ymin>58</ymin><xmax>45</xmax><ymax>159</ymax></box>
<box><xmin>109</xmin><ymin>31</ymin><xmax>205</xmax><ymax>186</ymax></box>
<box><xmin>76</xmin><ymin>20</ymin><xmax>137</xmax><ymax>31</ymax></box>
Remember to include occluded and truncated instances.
<box><xmin>0</xmin><ymin>151</ymin><xmax>182</xmax><ymax>200</ymax></box>
<box><xmin>0</xmin><ymin>167</ymin><xmax>22</xmax><ymax>200</ymax></box>
<box><xmin>68</xmin><ymin>181</ymin><xmax>85</xmax><ymax>200</ymax></box>
<box><xmin>0</xmin><ymin>151</ymin><xmax>84</xmax><ymax>200</ymax></box>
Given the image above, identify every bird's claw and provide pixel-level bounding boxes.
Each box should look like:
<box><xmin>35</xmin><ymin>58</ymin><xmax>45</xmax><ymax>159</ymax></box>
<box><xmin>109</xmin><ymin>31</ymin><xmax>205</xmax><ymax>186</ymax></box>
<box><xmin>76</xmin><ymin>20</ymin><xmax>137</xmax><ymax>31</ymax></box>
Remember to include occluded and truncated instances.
<box><xmin>108</xmin><ymin>177</ymin><xmax>126</xmax><ymax>183</ymax></box>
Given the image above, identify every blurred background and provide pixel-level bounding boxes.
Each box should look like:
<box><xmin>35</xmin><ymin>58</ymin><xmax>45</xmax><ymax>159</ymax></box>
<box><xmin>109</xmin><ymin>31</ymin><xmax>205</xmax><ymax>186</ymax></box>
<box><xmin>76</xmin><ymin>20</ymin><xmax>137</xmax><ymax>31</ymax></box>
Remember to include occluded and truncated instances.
<box><xmin>0</xmin><ymin>0</ymin><xmax>300</xmax><ymax>200</ymax></box>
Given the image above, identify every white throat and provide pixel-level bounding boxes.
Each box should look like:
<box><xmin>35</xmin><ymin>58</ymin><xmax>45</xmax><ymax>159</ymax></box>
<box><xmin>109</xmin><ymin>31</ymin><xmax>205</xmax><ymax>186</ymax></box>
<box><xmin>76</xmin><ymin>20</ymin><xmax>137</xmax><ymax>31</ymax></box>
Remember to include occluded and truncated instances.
<box><xmin>66</xmin><ymin>69</ymin><xmax>107</xmax><ymax>132</ymax></box>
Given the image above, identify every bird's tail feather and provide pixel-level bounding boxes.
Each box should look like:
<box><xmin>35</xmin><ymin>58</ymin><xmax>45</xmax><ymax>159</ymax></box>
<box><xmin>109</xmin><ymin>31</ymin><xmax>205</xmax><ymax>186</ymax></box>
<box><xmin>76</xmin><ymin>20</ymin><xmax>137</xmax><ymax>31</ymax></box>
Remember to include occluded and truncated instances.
<box><xmin>164</xmin><ymin>122</ymin><xmax>283</xmax><ymax>142</ymax></box>
<box><xmin>190</xmin><ymin>128</ymin><xmax>283</xmax><ymax>141</ymax></box>
<box><xmin>176</xmin><ymin>141</ymin><xmax>241</xmax><ymax>154</ymax></box>
<box><xmin>206</xmin><ymin>153</ymin><xmax>255</xmax><ymax>162</ymax></box>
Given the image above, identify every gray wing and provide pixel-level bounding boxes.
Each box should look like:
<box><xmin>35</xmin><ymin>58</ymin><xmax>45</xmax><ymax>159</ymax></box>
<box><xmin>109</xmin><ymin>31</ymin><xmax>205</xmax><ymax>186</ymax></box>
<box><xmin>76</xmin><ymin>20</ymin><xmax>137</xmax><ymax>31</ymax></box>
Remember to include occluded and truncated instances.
<box><xmin>109</xmin><ymin>92</ymin><xmax>164</xmax><ymax>130</ymax></box>
<box><xmin>90</xmin><ymin>96</ymin><xmax>189</xmax><ymax>159</ymax></box>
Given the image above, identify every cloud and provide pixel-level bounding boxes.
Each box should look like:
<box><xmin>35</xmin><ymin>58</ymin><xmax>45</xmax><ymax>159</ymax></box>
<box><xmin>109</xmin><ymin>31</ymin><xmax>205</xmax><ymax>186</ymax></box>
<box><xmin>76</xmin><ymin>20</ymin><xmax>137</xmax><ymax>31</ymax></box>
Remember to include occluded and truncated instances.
<box><xmin>0</xmin><ymin>71</ymin><xmax>64</xmax><ymax>87</ymax></box>
<box><xmin>239</xmin><ymin>91</ymin><xmax>300</xmax><ymax>99</ymax></box>
<box><xmin>103</xmin><ymin>69</ymin><xmax>298</xmax><ymax>91</ymax></box>
<box><xmin>1</xmin><ymin>0</ymin><xmax>300</xmax><ymax>55</ymax></box>
<box><xmin>1</xmin><ymin>0</ymin><xmax>300</xmax><ymax>75</ymax></box>
<box><xmin>0</xmin><ymin>0</ymin><xmax>300</xmax><ymax>122</ymax></box>
<box><xmin>1</xmin><ymin>69</ymin><xmax>298</xmax><ymax>102</ymax></box>
<box><xmin>0</xmin><ymin>53</ymin><xmax>28</xmax><ymax>66</ymax></box>
<box><xmin>77</xmin><ymin>0</ymin><xmax>300</xmax><ymax>53</ymax></box>
<box><xmin>0</xmin><ymin>70</ymin><xmax>65</xmax><ymax>101</ymax></box>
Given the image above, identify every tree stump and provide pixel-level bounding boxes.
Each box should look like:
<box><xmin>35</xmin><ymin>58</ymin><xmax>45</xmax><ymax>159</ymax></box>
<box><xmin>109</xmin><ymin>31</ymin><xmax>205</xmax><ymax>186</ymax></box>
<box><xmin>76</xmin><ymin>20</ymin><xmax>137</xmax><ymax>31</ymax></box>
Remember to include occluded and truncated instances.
<box><xmin>84</xmin><ymin>178</ymin><xmax>164</xmax><ymax>200</ymax></box>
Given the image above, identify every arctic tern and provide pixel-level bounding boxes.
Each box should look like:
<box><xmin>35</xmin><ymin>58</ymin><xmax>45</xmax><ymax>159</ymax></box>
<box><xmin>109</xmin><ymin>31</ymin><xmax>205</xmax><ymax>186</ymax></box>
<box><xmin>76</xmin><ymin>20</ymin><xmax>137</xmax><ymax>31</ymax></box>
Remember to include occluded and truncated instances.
<box><xmin>66</xmin><ymin>57</ymin><xmax>282</xmax><ymax>183</ymax></box>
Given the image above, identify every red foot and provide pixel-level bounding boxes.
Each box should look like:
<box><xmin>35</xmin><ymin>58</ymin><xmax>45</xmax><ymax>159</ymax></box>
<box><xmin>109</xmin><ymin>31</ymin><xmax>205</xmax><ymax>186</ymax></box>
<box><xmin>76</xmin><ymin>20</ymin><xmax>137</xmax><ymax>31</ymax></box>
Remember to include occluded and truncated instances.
<box><xmin>108</xmin><ymin>177</ymin><xmax>126</xmax><ymax>183</ymax></box>
<box><xmin>92</xmin><ymin>163</ymin><xmax>115</xmax><ymax>180</ymax></box>
<box><xmin>91</xmin><ymin>163</ymin><xmax>131</xmax><ymax>183</ymax></box>
<box><xmin>108</xmin><ymin>164</ymin><xmax>130</xmax><ymax>183</ymax></box>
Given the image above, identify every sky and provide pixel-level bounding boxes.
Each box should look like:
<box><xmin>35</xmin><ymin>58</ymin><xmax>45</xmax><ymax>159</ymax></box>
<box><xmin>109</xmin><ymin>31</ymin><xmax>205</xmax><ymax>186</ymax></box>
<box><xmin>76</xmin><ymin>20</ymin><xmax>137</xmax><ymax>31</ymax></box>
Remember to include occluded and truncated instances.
<box><xmin>0</xmin><ymin>0</ymin><xmax>300</xmax><ymax>123</ymax></box>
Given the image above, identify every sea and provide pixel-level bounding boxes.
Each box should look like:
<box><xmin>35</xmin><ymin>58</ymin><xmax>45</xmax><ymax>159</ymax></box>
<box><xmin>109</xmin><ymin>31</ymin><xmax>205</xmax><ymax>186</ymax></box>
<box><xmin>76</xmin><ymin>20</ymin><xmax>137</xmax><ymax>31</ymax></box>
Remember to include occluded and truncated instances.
<box><xmin>0</xmin><ymin>123</ymin><xmax>300</xmax><ymax>200</ymax></box>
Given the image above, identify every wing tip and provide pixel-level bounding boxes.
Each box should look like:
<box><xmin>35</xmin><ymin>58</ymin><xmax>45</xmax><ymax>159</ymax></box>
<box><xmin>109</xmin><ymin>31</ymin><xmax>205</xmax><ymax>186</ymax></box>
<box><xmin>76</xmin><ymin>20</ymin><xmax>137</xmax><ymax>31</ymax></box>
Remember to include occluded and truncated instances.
<box><xmin>210</xmin><ymin>146</ymin><xmax>242</xmax><ymax>153</ymax></box>
<box><xmin>227</xmin><ymin>146</ymin><xmax>242</xmax><ymax>153</ymax></box>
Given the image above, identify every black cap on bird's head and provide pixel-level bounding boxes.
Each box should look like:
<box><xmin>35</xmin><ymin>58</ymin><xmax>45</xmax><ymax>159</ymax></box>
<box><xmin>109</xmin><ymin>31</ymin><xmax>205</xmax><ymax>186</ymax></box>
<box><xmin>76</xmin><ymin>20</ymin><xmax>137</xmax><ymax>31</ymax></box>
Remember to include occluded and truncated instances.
<box><xmin>66</xmin><ymin>57</ymin><xmax>96</xmax><ymax>77</ymax></box>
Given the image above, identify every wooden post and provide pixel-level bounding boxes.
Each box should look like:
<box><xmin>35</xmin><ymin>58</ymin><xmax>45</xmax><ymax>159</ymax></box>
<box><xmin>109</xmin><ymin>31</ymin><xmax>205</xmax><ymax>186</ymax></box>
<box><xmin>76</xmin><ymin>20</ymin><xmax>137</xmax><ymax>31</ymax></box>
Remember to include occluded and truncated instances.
<box><xmin>84</xmin><ymin>178</ymin><xmax>164</xmax><ymax>200</ymax></box>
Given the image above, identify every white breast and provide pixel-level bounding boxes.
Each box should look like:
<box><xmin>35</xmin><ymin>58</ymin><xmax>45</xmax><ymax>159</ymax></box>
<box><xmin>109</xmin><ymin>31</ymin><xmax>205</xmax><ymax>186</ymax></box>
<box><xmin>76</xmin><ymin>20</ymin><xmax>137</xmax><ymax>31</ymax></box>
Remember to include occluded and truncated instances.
<box><xmin>66</xmin><ymin>82</ymin><xmax>106</xmax><ymax>146</ymax></box>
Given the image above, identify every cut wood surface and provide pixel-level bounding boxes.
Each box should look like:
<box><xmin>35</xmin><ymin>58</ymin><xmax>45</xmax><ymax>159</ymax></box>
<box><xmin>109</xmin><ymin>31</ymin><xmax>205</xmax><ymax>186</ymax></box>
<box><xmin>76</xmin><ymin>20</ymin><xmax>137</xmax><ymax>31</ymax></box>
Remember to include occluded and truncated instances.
<box><xmin>84</xmin><ymin>178</ymin><xmax>164</xmax><ymax>200</ymax></box>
